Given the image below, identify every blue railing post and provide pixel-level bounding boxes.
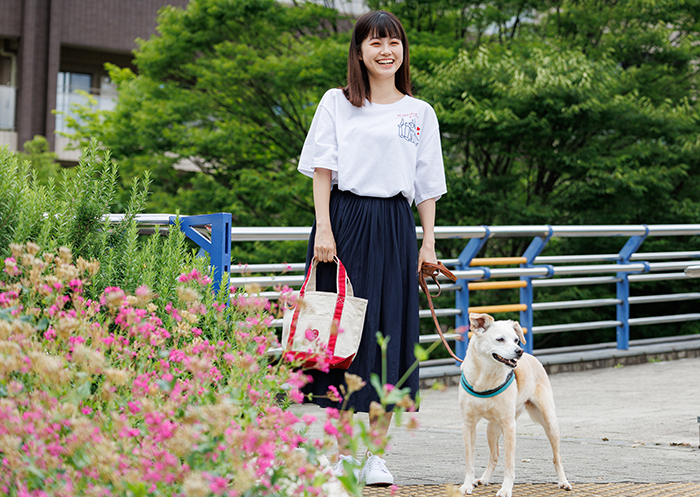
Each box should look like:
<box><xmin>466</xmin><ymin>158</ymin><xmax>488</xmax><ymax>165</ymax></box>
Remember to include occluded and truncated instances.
<box><xmin>519</xmin><ymin>226</ymin><xmax>554</xmax><ymax>355</ymax></box>
<box><xmin>455</xmin><ymin>227</ymin><xmax>491</xmax><ymax>362</ymax></box>
<box><xmin>170</xmin><ymin>213</ymin><xmax>232</xmax><ymax>296</ymax></box>
<box><xmin>615</xmin><ymin>226</ymin><xmax>649</xmax><ymax>350</ymax></box>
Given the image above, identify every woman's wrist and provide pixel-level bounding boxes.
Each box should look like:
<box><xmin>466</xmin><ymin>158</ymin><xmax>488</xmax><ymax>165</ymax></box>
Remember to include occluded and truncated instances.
<box><xmin>421</xmin><ymin>238</ymin><xmax>435</xmax><ymax>249</ymax></box>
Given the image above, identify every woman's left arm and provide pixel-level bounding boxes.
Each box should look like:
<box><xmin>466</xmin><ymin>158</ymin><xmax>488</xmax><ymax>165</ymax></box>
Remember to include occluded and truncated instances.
<box><xmin>416</xmin><ymin>198</ymin><xmax>437</xmax><ymax>271</ymax></box>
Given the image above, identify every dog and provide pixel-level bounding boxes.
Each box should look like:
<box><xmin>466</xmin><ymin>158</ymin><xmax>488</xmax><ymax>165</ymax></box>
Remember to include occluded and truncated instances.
<box><xmin>458</xmin><ymin>313</ymin><xmax>572</xmax><ymax>497</ymax></box>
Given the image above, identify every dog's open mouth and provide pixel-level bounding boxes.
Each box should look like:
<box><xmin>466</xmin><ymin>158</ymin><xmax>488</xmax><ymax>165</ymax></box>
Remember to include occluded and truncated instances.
<box><xmin>493</xmin><ymin>353</ymin><xmax>518</xmax><ymax>368</ymax></box>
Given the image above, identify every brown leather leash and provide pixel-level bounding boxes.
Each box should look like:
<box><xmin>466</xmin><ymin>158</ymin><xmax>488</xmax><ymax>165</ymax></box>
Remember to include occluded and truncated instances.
<box><xmin>419</xmin><ymin>261</ymin><xmax>463</xmax><ymax>363</ymax></box>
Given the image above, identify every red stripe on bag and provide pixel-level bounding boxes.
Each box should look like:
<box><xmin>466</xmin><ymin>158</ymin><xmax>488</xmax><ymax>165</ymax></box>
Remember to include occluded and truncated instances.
<box><xmin>327</xmin><ymin>259</ymin><xmax>347</xmax><ymax>356</ymax></box>
<box><xmin>287</xmin><ymin>261</ymin><xmax>315</xmax><ymax>348</ymax></box>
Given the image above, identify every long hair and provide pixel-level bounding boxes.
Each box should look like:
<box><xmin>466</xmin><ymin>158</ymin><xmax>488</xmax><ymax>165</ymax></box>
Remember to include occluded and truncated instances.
<box><xmin>343</xmin><ymin>11</ymin><xmax>411</xmax><ymax>107</ymax></box>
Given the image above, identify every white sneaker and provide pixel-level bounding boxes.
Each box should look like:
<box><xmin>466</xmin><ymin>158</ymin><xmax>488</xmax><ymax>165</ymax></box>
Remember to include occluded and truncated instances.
<box><xmin>332</xmin><ymin>454</ymin><xmax>361</xmax><ymax>481</ymax></box>
<box><xmin>362</xmin><ymin>452</ymin><xmax>394</xmax><ymax>486</ymax></box>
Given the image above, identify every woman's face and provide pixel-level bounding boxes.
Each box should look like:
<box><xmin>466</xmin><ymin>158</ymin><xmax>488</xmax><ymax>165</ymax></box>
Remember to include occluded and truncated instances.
<box><xmin>359</xmin><ymin>35</ymin><xmax>403</xmax><ymax>84</ymax></box>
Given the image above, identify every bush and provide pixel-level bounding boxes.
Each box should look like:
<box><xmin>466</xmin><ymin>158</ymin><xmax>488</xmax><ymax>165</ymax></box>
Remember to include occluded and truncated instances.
<box><xmin>0</xmin><ymin>145</ymin><xmax>420</xmax><ymax>496</ymax></box>
<box><xmin>0</xmin><ymin>141</ymin><xmax>191</xmax><ymax>306</ymax></box>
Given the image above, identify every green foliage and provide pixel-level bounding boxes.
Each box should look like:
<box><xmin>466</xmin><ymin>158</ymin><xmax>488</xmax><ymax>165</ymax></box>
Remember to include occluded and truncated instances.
<box><xmin>0</xmin><ymin>147</ymin><xmax>54</xmax><ymax>257</ymax></box>
<box><xmin>14</xmin><ymin>136</ymin><xmax>65</xmax><ymax>186</ymax></box>
<box><xmin>64</xmin><ymin>0</ymin><xmax>348</xmax><ymax>233</ymax></box>
<box><xmin>422</xmin><ymin>46</ymin><xmax>700</xmax><ymax>232</ymax></box>
<box><xmin>0</xmin><ymin>143</ymin><xmax>195</xmax><ymax>303</ymax></box>
<box><xmin>55</xmin><ymin>0</ymin><xmax>700</xmax><ymax>348</ymax></box>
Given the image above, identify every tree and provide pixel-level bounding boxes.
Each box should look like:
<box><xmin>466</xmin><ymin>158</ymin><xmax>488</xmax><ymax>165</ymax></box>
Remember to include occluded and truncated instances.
<box><xmin>421</xmin><ymin>47</ymin><xmax>700</xmax><ymax>232</ymax></box>
<box><xmin>67</xmin><ymin>0</ymin><xmax>349</xmax><ymax>231</ymax></box>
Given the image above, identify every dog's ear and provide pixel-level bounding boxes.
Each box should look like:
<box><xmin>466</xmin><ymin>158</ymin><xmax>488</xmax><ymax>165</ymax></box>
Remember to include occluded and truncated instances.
<box><xmin>469</xmin><ymin>313</ymin><xmax>495</xmax><ymax>336</ymax></box>
<box><xmin>513</xmin><ymin>321</ymin><xmax>526</xmax><ymax>345</ymax></box>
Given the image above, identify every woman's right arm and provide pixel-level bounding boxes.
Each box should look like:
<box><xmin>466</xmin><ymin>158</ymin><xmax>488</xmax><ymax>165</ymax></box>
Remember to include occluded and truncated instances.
<box><xmin>313</xmin><ymin>168</ymin><xmax>336</xmax><ymax>262</ymax></box>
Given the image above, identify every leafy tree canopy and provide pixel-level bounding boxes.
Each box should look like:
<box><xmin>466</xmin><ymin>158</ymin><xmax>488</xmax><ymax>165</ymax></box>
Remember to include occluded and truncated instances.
<box><xmin>65</xmin><ymin>0</ymin><xmax>700</xmax><ymax>263</ymax></box>
<box><xmin>69</xmin><ymin>0</ymin><xmax>350</xmax><ymax>228</ymax></box>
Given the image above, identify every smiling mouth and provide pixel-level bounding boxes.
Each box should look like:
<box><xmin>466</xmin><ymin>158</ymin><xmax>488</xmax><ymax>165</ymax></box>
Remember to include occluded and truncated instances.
<box><xmin>377</xmin><ymin>59</ymin><xmax>394</xmax><ymax>65</ymax></box>
<box><xmin>493</xmin><ymin>353</ymin><xmax>518</xmax><ymax>368</ymax></box>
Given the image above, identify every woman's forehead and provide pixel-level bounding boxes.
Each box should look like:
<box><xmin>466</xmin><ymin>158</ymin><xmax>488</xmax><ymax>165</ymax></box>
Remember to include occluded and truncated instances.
<box><xmin>364</xmin><ymin>33</ymin><xmax>402</xmax><ymax>41</ymax></box>
<box><xmin>367</xmin><ymin>20</ymin><xmax>402</xmax><ymax>40</ymax></box>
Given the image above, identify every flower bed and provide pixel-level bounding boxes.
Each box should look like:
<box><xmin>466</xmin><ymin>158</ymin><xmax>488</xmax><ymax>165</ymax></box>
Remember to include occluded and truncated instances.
<box><xmin>0</xmin><ymin>243</ymin><xmax>419</xmax><ymax>496</ymax></box>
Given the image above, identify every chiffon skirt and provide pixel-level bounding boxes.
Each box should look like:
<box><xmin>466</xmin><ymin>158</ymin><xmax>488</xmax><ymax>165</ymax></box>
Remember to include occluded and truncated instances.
<box><xmin>302</xmin><ymin>187</ymin><xmax>420</xmax><ymax>413</ymax></box>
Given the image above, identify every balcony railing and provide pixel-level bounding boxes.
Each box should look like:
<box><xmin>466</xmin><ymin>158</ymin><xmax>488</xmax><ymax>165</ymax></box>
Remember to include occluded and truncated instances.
<box><xmin>55</xmin><ymin>87</ymin><xmax>117</xmax><ymax>134</ymax></box>
<box><xmin>0</xmin><ymin>85</ymin><xmax>16</xmax><ymax>131</ymax></box>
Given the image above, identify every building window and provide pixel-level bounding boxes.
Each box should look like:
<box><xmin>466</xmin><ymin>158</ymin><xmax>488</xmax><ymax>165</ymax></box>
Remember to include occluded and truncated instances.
<box><xmin>0</xmin><ymin>52</ymin><xmax>16</xmax><ymax>131</ymax></box>
<box><xmin>55</xmin><ymin>71</ymin><xmax>117</xmax><ymax>134</ymax></box>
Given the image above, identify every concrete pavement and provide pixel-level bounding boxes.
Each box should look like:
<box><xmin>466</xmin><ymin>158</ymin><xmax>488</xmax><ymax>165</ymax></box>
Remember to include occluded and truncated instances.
<box><xmin>291</xmin><ymin>356</ymin><xmax>700</xmax><ymax>486</ymax></box>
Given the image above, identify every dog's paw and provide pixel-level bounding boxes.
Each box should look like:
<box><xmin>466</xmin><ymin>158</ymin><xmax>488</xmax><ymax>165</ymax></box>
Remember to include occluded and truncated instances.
<box><xmin>559</xmin><ymin>480</ymin><xmax>572</xmax><ymax>491</ymax></box>
<box><xmin>459</xmin><ymin>483</ymin><xmax>474</xmax><ymax>495</ymax></box>
<box><xmin>496</xmin><ymin>486</ymin><xmax>513</xmax><ymax>497</ymax></box>
<box><xmin>475</xmin><ymin>477</ymin><xmax>489</xmax><ymax>487</ymax></box>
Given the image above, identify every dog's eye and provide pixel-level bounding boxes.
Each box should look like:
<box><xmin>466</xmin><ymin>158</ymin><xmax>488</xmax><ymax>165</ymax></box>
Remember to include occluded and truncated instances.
<box><xmin>515</xmin><ymin>339</ymin><xmax>520</xmax><ymax>345</ymax></box>
<box><xmin>496</xmin><ymin>337</ymin><xmax>505</xmax><ymax>342</ymax></box>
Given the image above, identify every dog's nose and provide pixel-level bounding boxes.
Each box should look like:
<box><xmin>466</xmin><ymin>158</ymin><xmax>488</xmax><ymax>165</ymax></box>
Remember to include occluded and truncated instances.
<box><xmin>516</xmin><ymin>347</ymin><xmax>523</xmax><ymax>358</ymax></box>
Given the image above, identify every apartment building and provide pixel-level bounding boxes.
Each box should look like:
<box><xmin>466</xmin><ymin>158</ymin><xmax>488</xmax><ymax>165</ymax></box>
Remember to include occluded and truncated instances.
<box><xmin>0</xmin><ymin>0</ymin><xmax>366</xmax><ymax>163</ymax></box>
<box><xmin>0</xmin><ymin>0</ymin><xmax>189</xmax><ymax>162</ymax></box>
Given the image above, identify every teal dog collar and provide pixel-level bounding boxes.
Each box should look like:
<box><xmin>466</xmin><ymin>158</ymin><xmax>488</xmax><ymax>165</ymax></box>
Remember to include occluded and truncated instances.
<box><xmin>461</xmin><ymin>370</ymin><xmax>515</xmax><ymax>398</ymax></box>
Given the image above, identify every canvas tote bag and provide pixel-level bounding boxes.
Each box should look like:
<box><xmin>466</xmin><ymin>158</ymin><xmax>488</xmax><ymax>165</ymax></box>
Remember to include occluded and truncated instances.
<box><xmin>282</xmin><ymin>256</ymin><xmax>367</xmax><ymax>369</ymax></box>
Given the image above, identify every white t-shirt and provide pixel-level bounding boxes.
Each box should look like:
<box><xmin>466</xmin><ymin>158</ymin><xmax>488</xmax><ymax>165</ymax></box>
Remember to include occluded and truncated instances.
<box><xmin>298</xmin><ymin>88</ymin><xmax>447</xmax><ymax>205</ymax></box>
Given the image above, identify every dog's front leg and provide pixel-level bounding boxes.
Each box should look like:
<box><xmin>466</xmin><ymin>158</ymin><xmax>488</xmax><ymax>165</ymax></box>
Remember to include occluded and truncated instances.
<box><xmin>477</xmin><ymin>421</ymin><xmax>501</xmax><ymax>486</ymax></box>
<box><xmin>459</xmin><ymin>419</ymin><xmax>477</xmax><ymax>495</ymax></box>
<box><xmin>496</xmin><ymin>419</ymin><xmax>516</xmax><ymax>497</ymax></box>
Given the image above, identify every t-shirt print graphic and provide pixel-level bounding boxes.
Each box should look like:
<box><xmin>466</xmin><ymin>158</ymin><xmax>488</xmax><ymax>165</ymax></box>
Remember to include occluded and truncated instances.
<box><xmin>398</xmin><ymin>117</ymin><xmax>420</xmax><ymax>146</ymax></box>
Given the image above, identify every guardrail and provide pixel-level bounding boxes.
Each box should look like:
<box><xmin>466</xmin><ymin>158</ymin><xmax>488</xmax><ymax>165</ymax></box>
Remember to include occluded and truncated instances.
<box><xmin>113</xmin><ymin>214</ymin><xmax>700</xmax><ymax>361</ymax></box>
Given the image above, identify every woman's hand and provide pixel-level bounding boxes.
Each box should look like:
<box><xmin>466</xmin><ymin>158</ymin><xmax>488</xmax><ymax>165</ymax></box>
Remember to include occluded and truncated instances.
<box><xmin>418</xmin><ymin>242</ymin><xmax>437</xmax><ymax>272</ymax></box>
<box><xmin>314</xmin><ymin>223</ymin><xmax>336</xmax><ymax>262</ymax></box>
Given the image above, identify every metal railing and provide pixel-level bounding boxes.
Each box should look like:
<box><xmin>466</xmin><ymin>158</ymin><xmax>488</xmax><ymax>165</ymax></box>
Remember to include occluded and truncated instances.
<box><xmin>115</xmin><ymin>214</ymin><xmax>700</xmax><ymax>360</ymax></box>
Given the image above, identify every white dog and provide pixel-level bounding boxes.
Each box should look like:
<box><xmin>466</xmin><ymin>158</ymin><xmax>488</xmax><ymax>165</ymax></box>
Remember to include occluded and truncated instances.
<box><xmin>459</xmin><ymin>313</ymin><xmax>572</xmax><ymax>497</ymax></box>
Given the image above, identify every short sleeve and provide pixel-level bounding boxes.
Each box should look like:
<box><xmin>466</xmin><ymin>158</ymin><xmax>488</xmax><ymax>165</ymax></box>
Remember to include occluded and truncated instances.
<box><xmin>298</xmin><ymin>92</ymin><xmax>338</xmax><ymax>178</ymax></box>
<box><xmin>414</xmin><ymin>105</ymin><xmax>447</xmax><ymax>205</ymax></box>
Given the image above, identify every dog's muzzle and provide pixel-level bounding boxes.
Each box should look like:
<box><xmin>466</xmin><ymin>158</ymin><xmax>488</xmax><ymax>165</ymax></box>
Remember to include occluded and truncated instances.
<box><xmin>493</xmin><ymin>353</ymin><xmax>519</xmax><ymax>368</ymax></box>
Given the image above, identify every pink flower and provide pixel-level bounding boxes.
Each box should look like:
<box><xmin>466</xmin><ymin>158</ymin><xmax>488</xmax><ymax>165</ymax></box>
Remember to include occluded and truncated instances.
<box><xmin>289</xmin><ymin>389</ymin><xmax>304</xmax><ymax>403</ymax></box>
<box><xmin>323</xmin><ymin>420</ymin><xmax>339</xmax><ymax>436</ymax></box>
<box><xmin>209</xmin><ymin>475</ymin><xmax>228</xmax><ymax>494</ymax></box>
<box><xmin>8</xmin><ymin>381</ymin><xmax>23</xmax><ymax>395</ymax></box>
<box><xmin>135</xmin><ymin>285</ymin><xmax>150</xmax><ymax>297</ymax></box>
<box><xmin>44</xmin><ymin>327</ymin><xmax>56</xmax><ymax>341</ymax></box>
<box><xmin>327</xmin><ymin>385</ymin><xmax>343</xmax><ymax>403</ymax></box>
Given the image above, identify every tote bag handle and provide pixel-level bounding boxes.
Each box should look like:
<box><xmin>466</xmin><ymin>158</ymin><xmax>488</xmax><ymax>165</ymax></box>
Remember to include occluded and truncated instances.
<box><xmin>300</xmin><ymin>256</ymin><xmax>355</xmax><ymax>298</ymax></box>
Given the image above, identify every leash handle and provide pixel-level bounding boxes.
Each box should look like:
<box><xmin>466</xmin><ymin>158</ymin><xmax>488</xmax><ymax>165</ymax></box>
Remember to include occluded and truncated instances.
<box><xmin>419</xmin><ymin>261</ymin><xmax>463</xmax><ymax>363</ymax></box>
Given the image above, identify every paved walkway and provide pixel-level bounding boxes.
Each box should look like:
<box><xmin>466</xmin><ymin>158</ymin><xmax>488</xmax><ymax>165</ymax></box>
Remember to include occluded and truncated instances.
<box><xmin>292</xmin><ymin>356</ymin><xmax>700</xmax><ymax>487</ymax></box>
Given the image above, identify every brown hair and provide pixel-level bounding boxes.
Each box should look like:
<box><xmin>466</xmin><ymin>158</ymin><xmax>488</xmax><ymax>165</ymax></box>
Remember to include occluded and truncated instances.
<box><xmin>343</xmin><ymin>10</ymin><xmax>412</xmax><ymax>107</ymax></box>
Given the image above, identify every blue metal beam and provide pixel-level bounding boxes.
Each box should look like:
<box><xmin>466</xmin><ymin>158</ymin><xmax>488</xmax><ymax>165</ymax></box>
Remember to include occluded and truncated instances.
<box><xmin>519</xmin><ymin>226</ymin><xmax>554</xmax><ymax>354</ymax></box>
<box><xmin>615</xmin><ymin>226</ymin><xmax>650</xmax><ymax>349</ymax></box>
<box><xmin>170</xmin><ymin>213</ymin><xmax>232</xmax><ymax>296</ymax></box>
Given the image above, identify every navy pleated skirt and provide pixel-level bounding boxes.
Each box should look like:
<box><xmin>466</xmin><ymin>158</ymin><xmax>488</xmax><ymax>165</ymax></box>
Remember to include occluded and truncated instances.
<box><xmin>302</xmin><ymin>187</ymin><xmax>420</xmax><ymax>413</ymax></box>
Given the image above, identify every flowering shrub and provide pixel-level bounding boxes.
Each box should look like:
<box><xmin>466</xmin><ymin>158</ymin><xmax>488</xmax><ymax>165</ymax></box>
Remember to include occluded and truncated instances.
<box><xmin>0</xmin><ymin>243</ymin><xmax>351</xmax><ymax>496</ymax></box>
<box><xmin>0</xmin><ymin>243</ymin><xmax>423</xmax><ymax>496</ymax></box>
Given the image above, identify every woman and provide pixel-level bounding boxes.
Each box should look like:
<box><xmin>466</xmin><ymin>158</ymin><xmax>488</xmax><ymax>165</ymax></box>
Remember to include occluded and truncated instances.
<box><xmin>297</xmin><ymin>10</ymin><xmax>446</xmax><ymax>485</ymax></box>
